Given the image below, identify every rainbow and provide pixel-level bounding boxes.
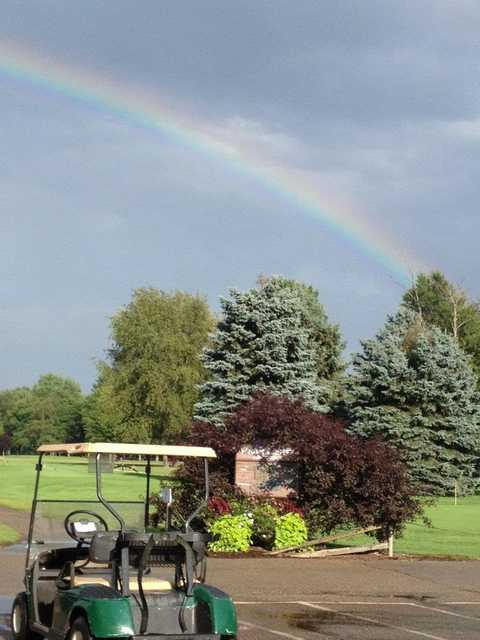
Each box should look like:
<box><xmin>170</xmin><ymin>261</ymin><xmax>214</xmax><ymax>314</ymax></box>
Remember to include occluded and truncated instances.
<box><xmin>0</xmin><ymin>40</ymin><xmax>424</xmax><ymax>284</ymax></box>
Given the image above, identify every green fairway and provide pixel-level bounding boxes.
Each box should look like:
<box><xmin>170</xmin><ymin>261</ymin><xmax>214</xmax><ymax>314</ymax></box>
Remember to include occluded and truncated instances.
<box><xmin>333</xmin><ymin>496</ymin><xmax>480</xmax><ymax>558</ymax></box>
<box><xmin>0</xmin><ymin>455</ymin><xmax>172</xmax><ymax>510</ymax></box>
<box><xmin>394</xmin><ymin>496</ymin><xmax>480</xmax><ymax>557</ymax></box>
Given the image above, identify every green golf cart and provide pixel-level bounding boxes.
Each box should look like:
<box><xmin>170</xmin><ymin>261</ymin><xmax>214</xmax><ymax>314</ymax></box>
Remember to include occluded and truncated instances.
<box><xmin>11</xmin><ymin>442</ymin><xmax>237</xmax><ymax>640</ymax></box>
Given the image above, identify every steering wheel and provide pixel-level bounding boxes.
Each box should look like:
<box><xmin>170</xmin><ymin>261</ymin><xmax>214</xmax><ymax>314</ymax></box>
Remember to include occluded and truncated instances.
<box><xmin>64</xmin><ymin>510</ymin><xmax>109</xmax><ymax>544</ymax></box>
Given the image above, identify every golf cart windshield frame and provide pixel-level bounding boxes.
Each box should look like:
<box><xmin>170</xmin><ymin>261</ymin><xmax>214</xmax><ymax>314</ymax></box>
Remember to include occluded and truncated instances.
<box><xmin>25</xmin><ymin>444</ymin><xmax>212</xmax><ymax>567</ymax></box>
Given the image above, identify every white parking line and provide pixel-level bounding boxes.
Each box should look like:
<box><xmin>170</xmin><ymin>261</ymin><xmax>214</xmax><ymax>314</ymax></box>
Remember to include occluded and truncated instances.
<box><xmin>409</xmin><ymin>603</ymin><xmax>480</xmax><ymax>622</ymax></box>
<box><xmin>240</xmin><ymin>620</ymin><xmax>310</xmax><ymax>640</ymax></box>
<box><xmin>237</xmin><ymin>599</ymin><xmax>480</xmax><ymax>607</ymax></box>
<box><xmin>236</xmin><ymin>601</ymin><xmax>306</xmax><ymax>605</ymax></box>
<box><xmin>298</xmin><ymin>601</ymin><xmax>450</xmax><ymax>640</ymax></box>
<box><xmin>236</xmin><ymin>600</ymin><xmax>414</xmax><ymax>605</ymax></box>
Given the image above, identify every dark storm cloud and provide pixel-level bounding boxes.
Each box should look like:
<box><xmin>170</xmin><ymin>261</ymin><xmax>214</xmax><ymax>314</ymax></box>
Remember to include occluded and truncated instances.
<box><xmin>2</xmin><ymin>0</ymin><xmax>480</xmax><ymax>127</ymax></box>
<box><xmin>1</xmin><ymin>1</ymin><xmax>479</xmax><ymax>388</ymax></box>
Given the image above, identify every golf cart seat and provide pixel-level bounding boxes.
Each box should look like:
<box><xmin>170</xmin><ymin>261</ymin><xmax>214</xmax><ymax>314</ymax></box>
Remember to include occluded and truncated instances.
<box><xmin>72</xmin><ymin>532</ymin><xmax>174</xmax><ymax>592</ymax></box>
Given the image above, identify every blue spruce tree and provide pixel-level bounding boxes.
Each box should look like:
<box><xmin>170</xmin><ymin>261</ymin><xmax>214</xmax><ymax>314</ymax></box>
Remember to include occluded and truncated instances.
<box><xmin>347</xmin><ymin>308</ymin><xmax>480</xmax><ymax>493</ymax></box>
<box><xmin>195</xmin><ymin>277</ymin><xmax>329</xmax><ymax>426</ymax></box>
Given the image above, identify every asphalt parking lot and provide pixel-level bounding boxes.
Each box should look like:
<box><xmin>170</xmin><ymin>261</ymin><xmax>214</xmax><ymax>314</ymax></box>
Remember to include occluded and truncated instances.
<box><xmin>235</xmin><ymin>600</ymin><xmax>480</xmax><ymax>639</ymax></box>
<box><xmin>1</xmin><ymin>548</ymin><xmax>480</xmax><ymax>639</ymax></box>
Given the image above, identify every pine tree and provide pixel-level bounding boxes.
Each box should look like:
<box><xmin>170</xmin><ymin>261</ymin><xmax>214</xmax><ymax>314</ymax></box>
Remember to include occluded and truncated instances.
<box><xmin>346</xmin><ymin>308</ymin><xmax>480</xmax><ymax>493</ymax></box>
<box><xmin>195</xmin><ymin>277</ymin><xmax>328</xmax><ymax>426</ymax></box>
<box><xmin>258</xmin><ymin>276</ymin><xmax>345</xmax><ymax>381</ymax></box>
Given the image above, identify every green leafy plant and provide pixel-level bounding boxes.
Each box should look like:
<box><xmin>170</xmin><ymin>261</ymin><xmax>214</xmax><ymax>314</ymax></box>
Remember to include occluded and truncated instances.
<box><xmin>251</xmin><ymin>504</ymin><xmax>278</xmax><ymax>549</ymax></box>
<box><xmin>208</xmin><ymin>514</ymin><xmax>253</xmax><ymax>553</ymax></box>
<box><xmin>228</xmin><ymin>494</ymin><xmax>252</xmax><ymax>517</ymax></box>
<box><xmin>274</xmin><ymin>512</ymin><xmax>308</xmax><ymax>550</ymax></box>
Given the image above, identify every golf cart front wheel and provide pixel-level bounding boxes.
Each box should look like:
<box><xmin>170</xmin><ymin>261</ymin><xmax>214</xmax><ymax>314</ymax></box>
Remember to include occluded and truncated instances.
<box><xmin>11</xmin><ymin>593</ymin><xmax>41</xmax><ymax>640</ymax></box>
<box><xmin>69</xmin><ymin>617</ymin><xmax>93</xmax><ymax>640</ymax></box>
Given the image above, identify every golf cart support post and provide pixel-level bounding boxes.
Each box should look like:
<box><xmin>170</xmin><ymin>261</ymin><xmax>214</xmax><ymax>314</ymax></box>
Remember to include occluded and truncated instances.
<box><xmin>16</xmin><ymin>442</ymin><xmax>237</xmax><ymax>640</ymax></box>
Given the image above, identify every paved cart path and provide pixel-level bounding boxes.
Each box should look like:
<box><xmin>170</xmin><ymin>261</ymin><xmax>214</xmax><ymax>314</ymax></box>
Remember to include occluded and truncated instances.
<box><xmin>2</xmin><ymin>548</ymin><xmax>480</xmax><ymax>639</ymax></box>
<box><xmin>0</xmin><ymin>504</ymin><xmax>69</xmax><ymax>546</ymax></box>
<box><xmin>0</xmin><ymin>507</ymin><xmax>28</xmax><ymax>540</ymax></box>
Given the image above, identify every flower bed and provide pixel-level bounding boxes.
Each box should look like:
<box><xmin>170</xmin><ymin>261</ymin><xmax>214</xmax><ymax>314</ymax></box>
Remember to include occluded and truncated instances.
<box><xmin>206</xmin><ymin>494</ymin><xmax>308</xmax><ymax>553</ymax></box>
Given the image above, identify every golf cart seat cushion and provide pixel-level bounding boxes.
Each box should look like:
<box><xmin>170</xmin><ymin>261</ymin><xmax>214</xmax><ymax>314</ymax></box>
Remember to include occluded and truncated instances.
<box><xmin>73</xmin><ymin>575</ymin><xmax>172</xmax><ymax>591</ymax></box>
<box><xmin>129</xmin><ymin>576</ymin><xmax>173</xmax><ymax>592</ymax></box>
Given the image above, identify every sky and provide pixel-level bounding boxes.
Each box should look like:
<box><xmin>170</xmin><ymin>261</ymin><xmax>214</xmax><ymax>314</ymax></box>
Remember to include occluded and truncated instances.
<box><xmin>1</xmin><ymin>1</ymin><xmax>480</xmax><ymax>392</ymax></box>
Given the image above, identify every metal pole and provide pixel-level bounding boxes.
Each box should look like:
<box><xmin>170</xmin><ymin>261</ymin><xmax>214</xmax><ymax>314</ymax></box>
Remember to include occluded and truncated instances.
<box><xmin>95</xmin><ymin>453</ymin><xmax>126</xmax><ymax>531</ymax></box>
<box><xmin>166</xmin><ymin>503</ymin><xmax>171</xmax><ymax>531</ymax></box>
<box><xmin>185</xmin><ymin>458</ymin><xmax>209</xmax><ymax>532</ymax></box>
<box><xmin>25</xmin><ymin>452</ymin><xmax>44</xmax><ymax>568</ymax></box>
<box><xmin>144</xmin><ymin>456</ymin><xmax>151</xmax><ymax>529</ymax></box>
<box><xmin>388</xmin><ymin>531</ymin><xmax>394</xmax><ymax>558</ymax></box>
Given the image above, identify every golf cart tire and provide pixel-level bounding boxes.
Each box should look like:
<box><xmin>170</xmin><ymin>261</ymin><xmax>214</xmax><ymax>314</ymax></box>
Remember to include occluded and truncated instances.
<box><xmin>68</xmin><ymin>616</ymin><xmax>93</xmax><ymax>640</ymax></box>
<box><xmin>11</xmin><ymin>593</ymin><xmax>42</xmax><ymax>640</ymax></box>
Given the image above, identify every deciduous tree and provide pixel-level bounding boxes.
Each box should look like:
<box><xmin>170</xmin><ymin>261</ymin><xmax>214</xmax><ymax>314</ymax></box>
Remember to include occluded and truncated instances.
<box><xmin>10</xmin><ymin>374</ymin><xmax>84</xmax><ymax>452</ymax></box>
<box><xmin>0</xmin><ymin>387</ymin><xmax>33</xmax><ymax>448</ymax></box>
<box><xmin>105</xmin><ymin>288</ymin><xmax>214</xmax><ymax>442</ymax></box>
<box><xmin>82</xmin><ymin>364</ymin><xmax>149</xmax><ymax>443</ymax></box>
<box><xmin>403</xmin><ymin>272</ymin><xmax>480</xmax><ymax>380</ymax></box>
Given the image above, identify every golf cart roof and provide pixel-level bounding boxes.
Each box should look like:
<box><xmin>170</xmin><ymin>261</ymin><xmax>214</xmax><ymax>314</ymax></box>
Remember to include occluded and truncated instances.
<box><xmin>37</xmin><ymin>442</ymin><xmax>217</xmax><ymax>458</ymax></box>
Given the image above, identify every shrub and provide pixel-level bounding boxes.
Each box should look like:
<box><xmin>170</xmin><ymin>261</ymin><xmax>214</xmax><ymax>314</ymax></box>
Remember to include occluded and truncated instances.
<box><xmin>205</xmin><ymin>494</ymin><xmax>305</xmax><ymax>550</ymax></box>
<box><xmin>181</xmin><ymin>393</ymin><xmax>423</xmax><ymax>539</ymax></box>
<box><xmin>250</xmin><ymin>504</ymin><xmax>278</xmax><ymax>549</ymax></box>
<box><xmin>274</xmin><ymin>512</ymin><xmax>308</xmax><ymax>550</ymax></box>
<box><xmin>208</xmin><ymin>496</ymin><xmax>231</xmax><ymax>516</ymax></box>
<box><xmin>228</xmin><ymin>494</ymin><xmax>254</xmax><ymax>517</ymax></box>
<box><xmin>295</xmin><ymin>428</ymin><xmax>422</xmax><ymax>539</ymax></box>
<box><xmin>269</xmin><ymin>497</ymin><xmax>304</xmax><ymax>517</ymax></box>
<box><xmin>208</xmin><ymin>514</ymin><xmax>253</xmax><ymax>553</ymax></box>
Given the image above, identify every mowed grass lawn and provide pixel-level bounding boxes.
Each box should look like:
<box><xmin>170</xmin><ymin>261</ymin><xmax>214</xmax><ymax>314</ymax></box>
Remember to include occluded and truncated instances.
<box><xmin>0</xmin><ymin>455</ymin><xmax>172</xmax><ymax>511</ymax></box>
<box><xmin>332</xmin><ymin>496</ymin><xmax>480</xmax><ymax>558</ymax></box>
